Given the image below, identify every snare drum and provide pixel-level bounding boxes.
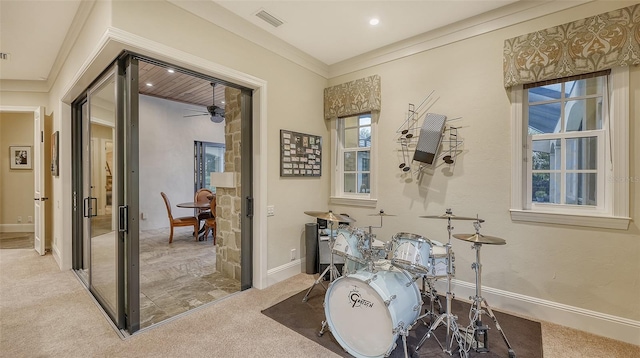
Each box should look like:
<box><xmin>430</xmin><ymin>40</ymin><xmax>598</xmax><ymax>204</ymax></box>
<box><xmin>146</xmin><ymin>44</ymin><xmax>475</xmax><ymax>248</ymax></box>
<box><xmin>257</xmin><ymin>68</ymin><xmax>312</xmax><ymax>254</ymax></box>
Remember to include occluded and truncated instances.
<box><xmin>391</xmin><ymin>232</ymin><xmax>454</xmax><ymax>277</ymax></box>
<box><xmin>325</xmin><ymin>260</ymin><xmax>422</xmax><ymax>358</ymax></box>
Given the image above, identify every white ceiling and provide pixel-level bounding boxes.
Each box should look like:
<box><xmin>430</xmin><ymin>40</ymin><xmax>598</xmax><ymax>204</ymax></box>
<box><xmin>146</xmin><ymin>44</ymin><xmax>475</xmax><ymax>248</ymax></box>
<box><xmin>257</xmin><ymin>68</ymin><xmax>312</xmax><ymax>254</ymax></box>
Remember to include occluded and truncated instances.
<box><xmin>0</xmin><ymin>0</ymin><xmax>527</xmax><ymax>83</ymax></box>
<box><xmin>215</xmin><ymin>0</ymin><xmax>520</xmax><ymax>65</ymax></box>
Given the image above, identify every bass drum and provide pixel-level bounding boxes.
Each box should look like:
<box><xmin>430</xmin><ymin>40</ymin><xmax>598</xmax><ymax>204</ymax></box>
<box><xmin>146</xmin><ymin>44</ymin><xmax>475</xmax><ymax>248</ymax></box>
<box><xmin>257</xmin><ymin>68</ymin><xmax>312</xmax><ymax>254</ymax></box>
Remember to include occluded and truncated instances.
<box><xmin>324</xmin><ymin>261</ymin><xmax>422</xmax><ymax>358</ymax></box>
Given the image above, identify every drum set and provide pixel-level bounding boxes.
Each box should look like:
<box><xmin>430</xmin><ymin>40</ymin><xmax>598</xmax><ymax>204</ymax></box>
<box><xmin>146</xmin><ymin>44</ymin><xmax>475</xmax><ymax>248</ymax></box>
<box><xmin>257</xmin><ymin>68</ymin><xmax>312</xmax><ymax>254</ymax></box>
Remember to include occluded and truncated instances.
<box><xmin>303</xmin><ymin>209</ymin><xmax>516</xmax><ymax>358</ymax></box>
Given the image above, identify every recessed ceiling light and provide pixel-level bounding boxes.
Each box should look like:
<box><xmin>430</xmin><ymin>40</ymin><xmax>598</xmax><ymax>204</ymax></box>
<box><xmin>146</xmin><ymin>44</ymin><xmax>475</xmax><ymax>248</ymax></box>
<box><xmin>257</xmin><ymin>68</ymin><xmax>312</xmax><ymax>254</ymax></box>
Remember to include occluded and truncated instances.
<box><xmin>146</xmin><ymin>83</ymin><xmax>153</xmax><ymax>87</ymax></box>
<box><xmin>167</xmin><ymin>69</ymin><xmax>175</xmax><ymax>73</ymax></box>
<box><xmin>369</xmin><ymin>18</ymin><xmax>379</xmax><ymax>26</ymax></box>
<box><xmin>221</xmin><ymin>101</ymin><xmax>225</xmax><ymax>104</ymax></box>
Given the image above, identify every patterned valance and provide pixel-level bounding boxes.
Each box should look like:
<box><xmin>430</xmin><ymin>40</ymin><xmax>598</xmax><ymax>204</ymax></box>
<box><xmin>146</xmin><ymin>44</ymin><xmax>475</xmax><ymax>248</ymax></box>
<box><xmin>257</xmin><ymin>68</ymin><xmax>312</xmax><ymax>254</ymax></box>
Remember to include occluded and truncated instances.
<box><xmin>324</xmin><ymin>75</ymin><xmax>381</xmax><ymax>120</ymax></box>
<box><xmin>503</xmin><ymin>4</ymin><xmax>640</xmax><ymax>87</ymax></box>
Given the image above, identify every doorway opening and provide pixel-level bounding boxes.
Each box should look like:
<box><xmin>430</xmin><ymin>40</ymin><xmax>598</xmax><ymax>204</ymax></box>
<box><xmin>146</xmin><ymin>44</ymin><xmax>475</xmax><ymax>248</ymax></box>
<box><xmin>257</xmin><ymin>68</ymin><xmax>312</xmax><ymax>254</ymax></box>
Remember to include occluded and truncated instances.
<box><xmin>71</xmin><ymin>53</ymin><xmax>253</xmax><ymax>333</ymax></box>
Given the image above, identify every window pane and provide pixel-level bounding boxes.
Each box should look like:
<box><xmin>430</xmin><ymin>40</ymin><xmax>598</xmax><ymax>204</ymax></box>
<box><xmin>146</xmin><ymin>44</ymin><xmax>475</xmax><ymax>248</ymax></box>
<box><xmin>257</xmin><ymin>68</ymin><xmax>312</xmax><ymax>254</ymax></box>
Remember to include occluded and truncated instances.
<box><xmin>528</xmin><ymin>83</ymin><xmax>563</xmax><ymax>102</ymax></box>
<box><xmin>528</xmin><ymin>103</ymin><xmax>561</xmax><ymax>134</ymax></box>
<box><xmin>357</xmin><ymin>150</ymin><xmax>370</xmax><ymax>171</ymax></box>
<box><xmin>566</xmin><ymin>77</ymin><xmax>604</xmax><ymax>98</ymax></box>
<box><xmin>358</xmin><ymin>173</ymin><xmax>370</xmax><ymax>193</ymax></box>
<box><xmin>344</xmin><ymin>128</ymin><xmax>359</xmax><ymax>148</ymax></box>
<box><xmin>344</xmin><ymin>173</ymin><xmax>356</xmax><ymax>193</ymax></box>
<box><xmin>344</xmin><ymin>152</ymin><xmax>356</xmax><ymax>171</ymax></box>
<box><xmin>359</xmin><ymin>116</ymin><xmax>371</xmax><ymax>126</ymax></box>
<box><xmin>566</xmin><ymin>173</ymin><xmax>597</xmax><ymax>206</ymax></box>
<box><xmin>532</xmin><ymin>173</ymin><xmax>561</xmax><ymax>203</ymax></box>
<box><xmin>345</xmin><ymin>116</ymin><xmax>358</xmax><ymax>128</ymax></box>
<box><xmin>566</xmin><ymin>137</ymin><xmax>597</xmax><ymax>170</ymax></box>
<box><xmin>359</xmin><ymin>126</ymin><xmax>371</xmax><ymax>147</ymax></box>
<box><xmin>532</xmin><ymin>139</ymin><xmax>561</xmax><ymax>170</ymax></box>
<box><xmin>564</xmin><ymin>98</ymin><xmax>603</xmax><ymax>131</ymax></box>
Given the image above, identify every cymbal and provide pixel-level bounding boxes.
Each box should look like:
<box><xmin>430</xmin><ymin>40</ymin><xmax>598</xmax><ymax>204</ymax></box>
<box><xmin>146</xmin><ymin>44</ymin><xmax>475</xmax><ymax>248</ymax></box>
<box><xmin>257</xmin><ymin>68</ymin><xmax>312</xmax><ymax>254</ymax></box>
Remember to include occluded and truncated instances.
<box><xmin>368</xmin><ymin>210</ymin><xmax>396</xmax><ymax>217</ymax></box>
<box><xmin>304</xmin><ymin>211</ymin><xmax>356</xmax><ymax>223</ymax></box>
<box><xmin>420</xmin><ymin>213</ymin><xmax>485</xmax><ymax>222</ymax></box>
<box><xmin>453</xmin><ymin>233</ymin><xmax>506</xmax><ymax>245</ymax></box>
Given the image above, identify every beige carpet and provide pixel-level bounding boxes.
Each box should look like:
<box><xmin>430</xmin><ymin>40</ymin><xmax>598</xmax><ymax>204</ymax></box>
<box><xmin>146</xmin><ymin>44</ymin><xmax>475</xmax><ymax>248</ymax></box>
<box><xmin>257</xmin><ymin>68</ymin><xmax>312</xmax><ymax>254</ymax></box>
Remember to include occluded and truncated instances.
<box><xmin>1</xmin><ymin>241</ymin><xmax>638</xmax><ymax>357</ymax></box>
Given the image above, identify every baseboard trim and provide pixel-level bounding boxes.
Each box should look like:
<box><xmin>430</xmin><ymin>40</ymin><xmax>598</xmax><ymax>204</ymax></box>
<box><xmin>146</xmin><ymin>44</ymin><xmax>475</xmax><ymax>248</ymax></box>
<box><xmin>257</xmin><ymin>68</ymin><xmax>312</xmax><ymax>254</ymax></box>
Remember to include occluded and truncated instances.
<box><xmin>266</xmin><ymin>258</ymin><xmax>305</xmax><ymax>286</ymax></box>
<box><xmin>433</xmin><ymin>278</ymin><xmax>640</xmax><ymax>346</ymax></box>
<box><xmin>0</xmin><ymin>224</ymin><xmax>34</xmax><ymax>233</ymax></box>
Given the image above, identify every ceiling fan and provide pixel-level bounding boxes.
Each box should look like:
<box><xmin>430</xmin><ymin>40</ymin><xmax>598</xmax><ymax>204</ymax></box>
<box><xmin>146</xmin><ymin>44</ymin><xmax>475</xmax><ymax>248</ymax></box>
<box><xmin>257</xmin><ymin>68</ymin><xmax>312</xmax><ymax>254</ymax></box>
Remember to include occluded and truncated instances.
<box><xmin>184</xmin><ymin>82</ymin><xmax>225</xmax><ymax>123</ymax></box>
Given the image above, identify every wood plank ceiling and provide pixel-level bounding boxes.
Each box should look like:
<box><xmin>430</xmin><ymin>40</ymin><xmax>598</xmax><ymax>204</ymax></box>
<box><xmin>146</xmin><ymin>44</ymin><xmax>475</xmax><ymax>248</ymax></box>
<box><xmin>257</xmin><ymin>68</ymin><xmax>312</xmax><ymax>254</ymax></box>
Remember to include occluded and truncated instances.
<box><xmin>137</xmin><ymin>61</ymin><xmax>225</xmax><ymax>109</ymax></box>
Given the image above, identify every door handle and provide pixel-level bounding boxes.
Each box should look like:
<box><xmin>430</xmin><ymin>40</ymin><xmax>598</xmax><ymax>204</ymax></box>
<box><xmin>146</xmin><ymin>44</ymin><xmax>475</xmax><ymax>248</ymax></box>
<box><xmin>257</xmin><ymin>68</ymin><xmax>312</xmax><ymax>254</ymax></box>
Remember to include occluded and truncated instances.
<box><xmin>246</xmin><ymin>196</ymin><xmax>254</xmax><ymax>218</ymax></box>
<box><xmin>33</xmin><ymin>197</ymin><xmax>48</xmax><ymax>201</ymax></box>
<box><xmin>83</xmin><ymin>197</ymin><xmax>89</xmax><ymax>218</ymax></box>
<box><xmin>119</xmin><ymin>205</ymin><xmax>128</xmax><ymax>233</ymax></box>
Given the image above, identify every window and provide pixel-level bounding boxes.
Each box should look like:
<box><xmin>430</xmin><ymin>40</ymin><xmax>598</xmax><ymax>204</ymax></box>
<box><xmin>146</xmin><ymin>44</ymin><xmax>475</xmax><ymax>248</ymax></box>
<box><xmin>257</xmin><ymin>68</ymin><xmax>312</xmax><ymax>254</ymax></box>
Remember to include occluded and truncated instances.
<box><xmin>194</xmin><ymin>141</ymin><xmax>225</xmax><ymax>193</ymax></box>
<box><xmin>331</xmin><ymin>113</ymin><xmax>377</xmax><ymax>207</ymax></box>
<box><xmin>510</xmin><ymin>67</ymin><xmax>630</xmax><ymax>229</ymax></box>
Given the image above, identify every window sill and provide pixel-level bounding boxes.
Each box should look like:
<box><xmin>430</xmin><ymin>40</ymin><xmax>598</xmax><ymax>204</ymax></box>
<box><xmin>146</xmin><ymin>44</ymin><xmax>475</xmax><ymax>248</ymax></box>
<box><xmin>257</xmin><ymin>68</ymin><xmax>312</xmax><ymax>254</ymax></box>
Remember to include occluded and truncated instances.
<box><xmin>510</xmin><ymin>209</ymin><xmax>631</xmax><ymax>230</ymax></box>
<box><xmin>330</xmin><ymin>196</ymin><xmax>378</xmax><ymax>208</ymax></box>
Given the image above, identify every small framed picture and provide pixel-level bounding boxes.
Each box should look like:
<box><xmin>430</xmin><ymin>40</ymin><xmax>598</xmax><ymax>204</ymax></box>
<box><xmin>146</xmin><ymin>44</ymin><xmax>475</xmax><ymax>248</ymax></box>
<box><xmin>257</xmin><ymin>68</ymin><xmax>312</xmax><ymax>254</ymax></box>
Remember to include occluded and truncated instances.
<box><xmin>10</xmin><ymin>146</ymin><xmax>32</xmax><ymax>170</ymax></box>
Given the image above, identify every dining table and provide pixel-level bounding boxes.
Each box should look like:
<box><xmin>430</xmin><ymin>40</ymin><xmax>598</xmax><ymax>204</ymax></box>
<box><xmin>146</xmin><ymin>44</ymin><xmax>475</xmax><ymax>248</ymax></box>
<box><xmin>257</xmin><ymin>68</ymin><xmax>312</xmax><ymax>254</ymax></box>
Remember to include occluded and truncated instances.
<box><xmin>176</xmin><ymin>201</ymin><xmax>211</xmax><ymax>240</ymax></box>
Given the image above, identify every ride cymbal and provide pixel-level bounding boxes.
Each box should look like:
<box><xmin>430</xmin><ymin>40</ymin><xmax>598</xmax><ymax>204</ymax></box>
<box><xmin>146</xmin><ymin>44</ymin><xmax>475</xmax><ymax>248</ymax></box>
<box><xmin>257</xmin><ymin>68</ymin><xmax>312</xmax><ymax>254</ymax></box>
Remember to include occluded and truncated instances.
<box><xmin>304</xmin><ymin>211</ymin><xmax>355</xmax><ymax>223</ymax></box>
<box><xmin>368</xmin><ymin>210</ymin><xmax>396</xmax><ymax>217</ymax></box>
<box><xmin>420</xmin><ymin>213</ymin><xmax>485</xmax><ymax>222</ymax></box>
<box><xmin>453</xmin><ymin>233</ymin><xmax>506</xmax><ymax>245</ymax></box>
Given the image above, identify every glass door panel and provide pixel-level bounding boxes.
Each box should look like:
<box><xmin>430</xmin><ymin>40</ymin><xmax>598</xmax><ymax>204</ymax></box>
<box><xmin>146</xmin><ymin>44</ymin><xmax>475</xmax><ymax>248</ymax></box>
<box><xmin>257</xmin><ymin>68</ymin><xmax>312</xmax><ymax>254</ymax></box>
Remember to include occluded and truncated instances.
<box><xmin>87</xmin><ymin>72</ymin><xmax>120</xmax><ymax>322</ymax></box>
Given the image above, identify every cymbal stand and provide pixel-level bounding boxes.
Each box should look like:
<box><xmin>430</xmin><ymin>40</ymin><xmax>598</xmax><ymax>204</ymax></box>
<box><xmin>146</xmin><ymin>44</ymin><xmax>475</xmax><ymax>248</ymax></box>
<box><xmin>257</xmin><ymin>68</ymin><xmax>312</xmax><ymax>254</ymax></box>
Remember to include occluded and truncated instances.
<box><xmin>467</xmin><ymin>228</ymin><xmax>516</xmax><ymax>357</ymax></box>
<box><xmin>302</xmin><ymin>220</ymin><xmax>341</xmax><ymax>302</ymax></box>
<box><xmin>417</xmin><ymin>276</ymin><xmax>443</xmax><ymax>326</ymax></box>
<box><xmin>415</xmin><ymin>210</ymin><xmax>467</xmax><ymax>357</ymax></box>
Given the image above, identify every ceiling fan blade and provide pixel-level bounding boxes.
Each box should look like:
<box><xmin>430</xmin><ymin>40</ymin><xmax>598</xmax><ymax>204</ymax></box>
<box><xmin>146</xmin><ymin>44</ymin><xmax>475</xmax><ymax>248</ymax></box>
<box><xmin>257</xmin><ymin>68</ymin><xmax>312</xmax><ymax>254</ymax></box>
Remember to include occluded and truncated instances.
<box><xmin>183</xmin><ymin>114</ymin><xmax>208</xmax><ymax>117</ymax></box>
<box><xmin>184</xmin><ymin>108</ymin><xmax>207</xmax><ymax>113</ymax></box>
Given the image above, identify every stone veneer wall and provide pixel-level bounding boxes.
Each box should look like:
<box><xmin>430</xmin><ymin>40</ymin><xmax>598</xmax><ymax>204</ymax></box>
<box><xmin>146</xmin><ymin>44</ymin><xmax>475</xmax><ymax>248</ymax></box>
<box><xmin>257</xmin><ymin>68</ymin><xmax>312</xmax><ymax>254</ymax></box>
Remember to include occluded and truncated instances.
<box><xmin>216</xmin><ymin>87</ymin><xmax>242</xmax><ymax>280</ymax></box>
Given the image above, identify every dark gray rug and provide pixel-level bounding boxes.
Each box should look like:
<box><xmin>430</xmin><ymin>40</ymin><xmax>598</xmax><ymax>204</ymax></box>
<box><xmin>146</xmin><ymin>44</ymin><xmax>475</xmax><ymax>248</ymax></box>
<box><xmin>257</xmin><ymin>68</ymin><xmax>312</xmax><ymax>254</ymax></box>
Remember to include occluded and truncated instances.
<box><xmin>262</xmin><ymin>286</ymin><xmax>542</xmax><ymax>358</ymax></box>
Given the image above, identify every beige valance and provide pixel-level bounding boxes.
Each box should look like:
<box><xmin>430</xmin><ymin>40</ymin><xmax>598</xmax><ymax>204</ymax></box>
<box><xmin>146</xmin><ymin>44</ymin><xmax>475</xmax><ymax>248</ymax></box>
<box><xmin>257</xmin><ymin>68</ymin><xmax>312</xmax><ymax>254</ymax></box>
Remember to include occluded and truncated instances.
<box><xmin>503</xmin><ymin>4</ymin><xmax>640</xmax><ymax>87</ymax></box>
<box><xmin>324</xmin><ymin>75</ymin><xmax>381</xmax><ymax>120</ymax></box>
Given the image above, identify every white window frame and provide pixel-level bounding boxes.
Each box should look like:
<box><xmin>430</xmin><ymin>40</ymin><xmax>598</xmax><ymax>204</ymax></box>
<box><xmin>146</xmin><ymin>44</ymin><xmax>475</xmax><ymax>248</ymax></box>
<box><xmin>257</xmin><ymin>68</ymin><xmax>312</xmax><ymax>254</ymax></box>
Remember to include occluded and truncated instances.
<box><xmin>330</xmin><ymin>113</ymin><xmax>378</xmax><ymax>207</ymax></box>
<box><xmin>510</xmin><ymin>67</ymin><xmax>630</xmax><ymax>229</ymax></box>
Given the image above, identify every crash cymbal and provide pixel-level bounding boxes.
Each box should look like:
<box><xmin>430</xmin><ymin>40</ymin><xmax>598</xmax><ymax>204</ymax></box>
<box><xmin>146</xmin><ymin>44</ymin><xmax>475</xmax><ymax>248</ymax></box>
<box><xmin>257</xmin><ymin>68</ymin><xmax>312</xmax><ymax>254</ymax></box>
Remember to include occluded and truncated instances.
<box><xmin>304</xmin><ymin>211</ymin><xmax>356</xmax><ymax>223</ymax></box>
<box><xmin>420</xmin><ymin>213</ymin><xmax>485</xmax><ymax>222</ymax></box>
<box><xmin>453</xmin><ymin>233</ymin><xmax>506</xmax><ymax>245</ymax></box>
<box><xmin>368</xmin><ymin>210</ymin><xmax>396</xmax><ymax>217</ymax></box>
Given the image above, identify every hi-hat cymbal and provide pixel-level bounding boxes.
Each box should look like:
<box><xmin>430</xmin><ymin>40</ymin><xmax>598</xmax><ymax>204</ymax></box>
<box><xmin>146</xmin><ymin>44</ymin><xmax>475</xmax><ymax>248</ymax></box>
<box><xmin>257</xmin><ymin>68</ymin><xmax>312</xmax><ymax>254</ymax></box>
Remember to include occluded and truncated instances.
<box><xmin>453</xmin><ymin>233</ymin><xmax>506</xmax><ymax>245</ymax></box>
<box><xmin>368</xmin><ymin>210</ymin><xmax>396</xmax><ymax>217</ymax></box>
<box><xmin>304</xmin><ymin>211</ymin><xmax>356</xmax><ymax>223</ymax></box>
<box><xmin>420</xmin><ymin>213</ymin><xmax>485</xmax><ymax>222</ymax></box>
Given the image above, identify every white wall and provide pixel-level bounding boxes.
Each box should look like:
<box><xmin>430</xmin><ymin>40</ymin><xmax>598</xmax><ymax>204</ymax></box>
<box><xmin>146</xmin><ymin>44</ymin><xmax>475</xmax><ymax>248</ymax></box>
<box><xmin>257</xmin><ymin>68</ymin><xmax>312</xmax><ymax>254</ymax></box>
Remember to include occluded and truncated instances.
<box><xmin>138</xmin><ymin>94</ymin><xmax>225</xmax><ymax>231</ymax></box>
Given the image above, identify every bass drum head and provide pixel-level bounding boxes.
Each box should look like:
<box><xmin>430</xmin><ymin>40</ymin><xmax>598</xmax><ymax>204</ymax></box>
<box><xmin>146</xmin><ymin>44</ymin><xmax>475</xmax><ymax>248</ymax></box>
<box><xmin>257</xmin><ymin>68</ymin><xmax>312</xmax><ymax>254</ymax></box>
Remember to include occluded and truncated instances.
<box><xmin>325</xmin><ymin>276</ymin><xmax>394</xmax><ymax>357</ymax></box>
<box><xmin>324</xmin><ymin>265</ymin><xmax>420</xmax><ymax>358</ymax></box>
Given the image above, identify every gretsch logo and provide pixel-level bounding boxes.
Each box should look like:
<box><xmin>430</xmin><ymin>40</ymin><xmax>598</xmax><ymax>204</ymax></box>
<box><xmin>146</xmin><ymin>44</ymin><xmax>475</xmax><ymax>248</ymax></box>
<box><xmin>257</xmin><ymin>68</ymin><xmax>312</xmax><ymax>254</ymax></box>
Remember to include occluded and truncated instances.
<box><xmin>349</xmin><ymin>287</ymin><xmax>374</xmax><ymax>308</ymax></box>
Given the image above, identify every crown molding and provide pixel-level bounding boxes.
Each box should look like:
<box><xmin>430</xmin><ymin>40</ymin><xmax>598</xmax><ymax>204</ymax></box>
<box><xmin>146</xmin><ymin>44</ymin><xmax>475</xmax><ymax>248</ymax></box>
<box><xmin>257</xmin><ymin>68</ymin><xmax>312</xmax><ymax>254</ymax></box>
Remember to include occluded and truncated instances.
<box><xmin>329</xmin><ymin>0</ymin><xmax>593</xmax><ymax>77</ymax></box>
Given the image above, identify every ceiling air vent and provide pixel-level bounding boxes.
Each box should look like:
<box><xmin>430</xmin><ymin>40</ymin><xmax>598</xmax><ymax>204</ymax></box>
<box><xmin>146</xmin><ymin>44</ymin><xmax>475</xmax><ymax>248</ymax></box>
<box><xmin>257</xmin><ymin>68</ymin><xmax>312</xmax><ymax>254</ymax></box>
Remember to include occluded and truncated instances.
<box><xmin>255</xmin><ymin>9</ymin><xmax>284</xmax><ymax>28</ymax></box>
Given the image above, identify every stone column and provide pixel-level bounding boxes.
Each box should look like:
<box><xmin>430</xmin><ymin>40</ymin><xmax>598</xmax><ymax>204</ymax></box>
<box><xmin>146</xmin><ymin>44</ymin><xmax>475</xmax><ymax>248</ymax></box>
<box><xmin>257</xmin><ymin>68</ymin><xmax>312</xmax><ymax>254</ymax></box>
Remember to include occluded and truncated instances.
<box><xmin>216</xmin><ymin>87</ymin><xmax>242</xmax><ymax>280</ymax></box>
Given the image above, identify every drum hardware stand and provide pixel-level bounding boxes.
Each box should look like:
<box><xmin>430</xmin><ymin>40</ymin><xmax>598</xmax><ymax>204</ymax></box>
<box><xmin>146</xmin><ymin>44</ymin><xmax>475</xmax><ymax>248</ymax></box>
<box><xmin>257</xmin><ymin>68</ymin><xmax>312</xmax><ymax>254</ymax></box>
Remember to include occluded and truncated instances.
<box><xmin>417</xmin><ymin>276</ymin><xmax>443</xmax><ymax>326</ymax></box>
<box><xmin>415</xmin><ymin>209</ymin><xmax>467</xmax><ymax>358</ymax></box>
<box><xmin>302</xmin><ymin>219</ymin><xmax>341</xmax><ymax>302</ymax></box>
<box><xmin>465</xmin><ymin>222</ymin><xmax>516</xmax><ymax>358</ymax></box>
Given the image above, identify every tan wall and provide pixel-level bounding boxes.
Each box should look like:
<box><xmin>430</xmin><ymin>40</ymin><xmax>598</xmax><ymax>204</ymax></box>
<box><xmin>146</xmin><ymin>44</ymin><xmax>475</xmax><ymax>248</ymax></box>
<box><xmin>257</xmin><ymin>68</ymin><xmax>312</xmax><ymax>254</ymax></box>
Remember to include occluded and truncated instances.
<box><xmin>0</xmin><ymin>112</ymin><xmax>34</xmax><ymax>227</ymax></box>
<box><xmin>327</xmin><ymin>1</ymin><xmax>639</xmax><ymax>322</ymax></box>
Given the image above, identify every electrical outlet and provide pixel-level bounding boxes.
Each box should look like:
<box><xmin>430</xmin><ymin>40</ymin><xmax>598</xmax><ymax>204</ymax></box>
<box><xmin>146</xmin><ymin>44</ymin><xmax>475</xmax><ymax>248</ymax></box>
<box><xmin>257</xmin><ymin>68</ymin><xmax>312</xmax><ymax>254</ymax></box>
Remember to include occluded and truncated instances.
<box><xmin>267</xmin><ymin>205</ymin><xmax>275</xmax><ymax>217</ymax></box>
<box><xmin>17</xmin><ymin>216</ymin><xmax>22</xmax><ymax>223</ymax></box>
<box><xmin>290</xmin><ymin>248</ymin><xmax>296</xmax><ymax>260</ymax></box>
<box><xmin>28</xmin><ymin>216</ymin><xmax>33</xmax><ymax>223</ymax></box>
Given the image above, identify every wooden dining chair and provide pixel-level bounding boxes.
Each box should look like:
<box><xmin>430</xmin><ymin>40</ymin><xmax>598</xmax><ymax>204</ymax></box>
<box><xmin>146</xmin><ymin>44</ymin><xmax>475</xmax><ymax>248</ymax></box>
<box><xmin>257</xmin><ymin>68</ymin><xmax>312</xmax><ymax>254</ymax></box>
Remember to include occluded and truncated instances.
<box><xmin>194</xmin><ymin>188</ymin><xmax>213</xmax><ymax>227</ymax></box>
<box><xmin>203</xmin><ymin>194</ymin><xmax>217</xmax><ymax>245</ymax></box>
<box><xmin>160</xmin><ymin>192</ymin><xmax>199</xmax><ymax>243</ymax></box>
